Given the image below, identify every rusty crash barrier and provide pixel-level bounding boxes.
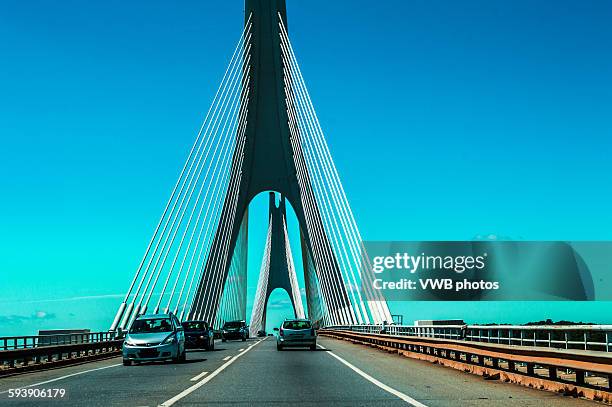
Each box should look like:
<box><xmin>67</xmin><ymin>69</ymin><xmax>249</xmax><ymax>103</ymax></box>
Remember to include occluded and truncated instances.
<box><xmin>320</xmin><ymin>329</ymin><xmax>612</xmax><ymax>404</ymax></box>
<box><xmin>0</xmin><ymin>340</ymin><xmax>124</xmax><ymax>377</ymax></box>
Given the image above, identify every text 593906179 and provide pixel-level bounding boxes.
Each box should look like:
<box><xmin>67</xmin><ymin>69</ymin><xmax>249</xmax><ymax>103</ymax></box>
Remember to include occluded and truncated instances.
<box><xmin>7</xmin><ymin>388</ymin><xmax>66</xmax><ymax>399</ymax></box>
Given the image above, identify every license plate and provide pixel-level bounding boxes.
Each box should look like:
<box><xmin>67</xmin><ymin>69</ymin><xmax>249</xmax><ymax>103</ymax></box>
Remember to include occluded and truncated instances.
<box><xmin>139</xmin><ymin>349</ymin><xmax>159</xmax><ymax>358</ymax></box>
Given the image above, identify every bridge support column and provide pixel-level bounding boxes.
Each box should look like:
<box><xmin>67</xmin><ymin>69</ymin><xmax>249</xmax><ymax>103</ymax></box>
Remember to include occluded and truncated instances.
<box><xmin>188</xmin><ymin>0</ymin><xmax>354</xmax><ymax>326</ymax></box>
<box><xmin>249</xmin><ymin>193</ymin><xmax>305</xmax><ymax>336</ymax></box>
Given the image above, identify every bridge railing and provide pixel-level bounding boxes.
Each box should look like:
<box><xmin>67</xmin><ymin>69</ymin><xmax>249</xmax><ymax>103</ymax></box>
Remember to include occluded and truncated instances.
<box><xmin>1</xmin><ymin>332</ymin><xmax>123</xmax><ymax>376</ymax></box>
<box><xmin>325</xmin><ymin>324</ymin><xmax>612</xmax><ymax>353</ymax></box>
<box><xmin>0</xmin><ymin>332</ymin><xmax>118</xmax><ymax>351</ymax></box>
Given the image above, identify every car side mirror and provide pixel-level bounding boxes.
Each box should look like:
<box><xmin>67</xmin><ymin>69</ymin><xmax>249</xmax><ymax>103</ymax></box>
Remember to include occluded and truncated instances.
<box><xmin>273</xmin><ymin>328</ymin><xmax>279</xmax><ymax>331</ymax></box>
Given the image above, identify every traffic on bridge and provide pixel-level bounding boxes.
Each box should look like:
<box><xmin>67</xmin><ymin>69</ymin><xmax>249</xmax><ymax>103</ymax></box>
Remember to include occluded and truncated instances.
<box><xmin>1</xmin><ymin>0</ymin><xmax>611</xmax><ymax>406</ymax></box>
<box><xmin>2</xmin><ymin>334</ymin><xmax>606</xmax><ymax>406</ymax></box>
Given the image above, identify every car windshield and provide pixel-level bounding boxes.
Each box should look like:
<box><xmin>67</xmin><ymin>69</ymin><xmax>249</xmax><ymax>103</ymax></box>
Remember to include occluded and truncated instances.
<box><xmin>130</xmin><ymin>318</ymin><xmax>173</xmax><ymax>333</ymax></box>
<box><xmin>182</xmin><ymin>322</ymin><xmax>207</xmax><ymax>331</ymax></box>
<box><xmin>224</xmin><ymin>322</ymin><xmax>243</xmax><ymax>329</ymax></box>
<box><xmin>283</xmin><ymin>320</ymin><xmax>311</xmax><ymax>330</ymax></box>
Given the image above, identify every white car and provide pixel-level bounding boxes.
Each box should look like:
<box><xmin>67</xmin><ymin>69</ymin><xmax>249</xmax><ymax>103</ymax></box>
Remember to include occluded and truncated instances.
<box><xmin>275</xmin><ymin>319</ymin><xmax>316</xmax><ymax>351</ymax></box>
<box><xmin>122</xmin><ymin>313</ymin><xmax>186</xmax><ymax>365</ymax></box>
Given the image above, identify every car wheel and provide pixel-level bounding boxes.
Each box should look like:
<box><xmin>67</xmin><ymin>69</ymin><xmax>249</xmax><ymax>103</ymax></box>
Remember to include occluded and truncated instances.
<box><xmin>122</xmin><ymin>359</ymin><xmax>131</xmax><ymax>366</ymax></box>
<box><xmin>222</xmin><ymin>338</ymin><xmax>226</xmax><ymax>342</ymax></box>
<box><xmin>276</xmin><ymin>344</ymin><xmax>282</xmax><ymax>351</ymax></box>
<box><xmin>310</xmin><ymin>344</ymin><xmax>316</xmax><ymax>351</ymax></box>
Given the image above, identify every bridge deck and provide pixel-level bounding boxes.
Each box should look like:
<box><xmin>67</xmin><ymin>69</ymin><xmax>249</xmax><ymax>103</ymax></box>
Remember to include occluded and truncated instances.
<box><xmin>0</xmin><ymin>337</ymin><xmax>597</xmax><ymax>406</ymax></box>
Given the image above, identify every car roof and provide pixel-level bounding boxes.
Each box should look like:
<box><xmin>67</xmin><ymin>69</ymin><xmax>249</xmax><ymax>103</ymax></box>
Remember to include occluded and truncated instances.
<box><xmin>137</xmin><ymin>313</ymin><xmax>174</xmax><ymax>319</ymax></box>
<box><xmin>182</xmin><ymin>320</ymin><xmax>208</xmax><ymax>324</ymax></box>
<box><xmin>283</xmin><ymin>318</ymin><xmax>311</xmax><ymax>322</ymax></box>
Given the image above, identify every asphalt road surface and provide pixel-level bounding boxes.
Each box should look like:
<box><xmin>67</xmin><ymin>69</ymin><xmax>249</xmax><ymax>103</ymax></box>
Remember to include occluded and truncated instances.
<box><xmin>0</xmin><ymin>336</ymin><xmax>598</xmax><ymax>406</ymax></box>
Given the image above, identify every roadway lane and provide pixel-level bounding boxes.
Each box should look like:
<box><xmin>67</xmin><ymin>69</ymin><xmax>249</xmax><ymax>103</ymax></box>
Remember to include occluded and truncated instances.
<box><xmin>175</xmin><ymin>336</ymin><xmax>408</xmax><ymax>406</ymax></box>
<box><xmin>0</xmin><ymin>338</ymin><xmax>255</xmax><ymax>406</ymax></box>
<box><xmin>0</xmin><ymin>336</ymin><xmax>599</xmax><ymax>406</ymax></box>
<box><xmin>163</xmin><ymin>337</ymin><xmax>597</xmax><ymax>406</ymax></box>
<box><xmin>313</xmin><ymin>336</ymin><xmax>597</xmax><ymax>407</ymax></box>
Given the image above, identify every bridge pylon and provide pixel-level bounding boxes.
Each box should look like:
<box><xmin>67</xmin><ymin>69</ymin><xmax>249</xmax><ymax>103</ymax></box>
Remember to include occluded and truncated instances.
<box><xmin>249</xmin><ymin>192</ymin><xmax>305</xmax><ymax>336</ymax></box>
<box><xmin>110</xmin><ymin>0</ymin><xmax>392</xmax><ymax>333</ymax></box>
<box><xmin>187</xmin><ymin>0</ymin><xmax>358</xmax><ymax>326</ymax></box>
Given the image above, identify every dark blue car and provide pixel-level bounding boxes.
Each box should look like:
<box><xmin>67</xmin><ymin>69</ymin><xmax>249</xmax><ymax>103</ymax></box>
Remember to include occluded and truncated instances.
<box><xmin>182</xmin><ymin>320</ymin><xmax>215</xmax><ymax>350</ymax></box>
<box><xmin>222</xmin><ymin>320</ymin><xmax>248</xmax><ymax>342</ymax></box>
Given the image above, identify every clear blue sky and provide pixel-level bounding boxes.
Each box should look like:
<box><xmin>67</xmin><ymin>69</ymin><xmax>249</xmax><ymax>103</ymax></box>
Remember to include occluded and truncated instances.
<box><xmin>1</xmin><ymin>0</ymin><xmax>611</xmax><ymax>336</ymax></box>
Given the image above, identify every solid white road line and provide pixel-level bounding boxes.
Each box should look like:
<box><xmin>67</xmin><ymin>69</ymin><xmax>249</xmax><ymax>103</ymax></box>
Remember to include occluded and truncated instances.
<box><xmin>318</xmin><ymin>344</ymin><xmax>429</xmax><ymax>407</ymax></box>
<box><xmin>159</xmin><ymin>338</ymin><xmax>266</xmax><ymax>407</ymax></box>
<box><xmin>0</xmin><ymin>363</ymin><xmax>122</xmax><ymax>395</ymax></box>
<box><xmin>190</xmin><ymin>371</ymin><xmax>209</xmax><ymax>382</ymax></box>
<box><xmin>222</xmin><ymin>356</ymin><xmax>232</xmax><ymax>361</ymax></box>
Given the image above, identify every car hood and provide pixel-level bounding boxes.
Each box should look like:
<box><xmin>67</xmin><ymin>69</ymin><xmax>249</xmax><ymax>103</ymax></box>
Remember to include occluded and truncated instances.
<box><xmin>126</xmin><ymin>332</ymin><xmax>173</xmax><ymax>345</ymax></box>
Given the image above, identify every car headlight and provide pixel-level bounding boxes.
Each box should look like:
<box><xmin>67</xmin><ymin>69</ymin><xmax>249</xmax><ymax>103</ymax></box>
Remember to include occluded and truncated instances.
<box><xmin>223</xmin><ymin>330</ymin><xmax>228</xmax><ymax>334</ymax></box>
<box><xmin>161</xmin><ymin>335</ymin><xmax>176</xmax><ymax>345</ymax></box>
<box><xmin>199</xmin><ymin>335</ymin><xmax>205</xmax><ymax>339</ymax></box>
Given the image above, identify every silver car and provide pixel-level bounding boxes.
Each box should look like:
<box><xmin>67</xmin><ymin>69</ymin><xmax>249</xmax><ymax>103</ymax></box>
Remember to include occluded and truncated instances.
<box><xmin>275</xmin><ymin>319</ymin><xmax>316</xmax><ymax>351</ymax></box>
<box><xmin>122</xmin><ymin>313</ymin><xmax>186</xmax><ymax>365</ymax></box>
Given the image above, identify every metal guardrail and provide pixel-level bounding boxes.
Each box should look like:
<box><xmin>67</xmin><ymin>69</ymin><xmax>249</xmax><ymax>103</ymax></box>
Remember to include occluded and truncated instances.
<box><xmin>327</xmin><ymin>324</ymin><xmax>612</xmax><ymax>352</ymax></box>
<box><xmin>0</xmin><ymin>332</ymin><xmax>123</xmax><ymax>376</ymax></box>
<box><xmin>0</xmin><ymin>332</ymin><xmax>118</xmax><ymax>351</ymax></box>
<box><xmin>321</xmin><ymin>329</ymin><xmax>612</xmax><ymax>403</ymax></box>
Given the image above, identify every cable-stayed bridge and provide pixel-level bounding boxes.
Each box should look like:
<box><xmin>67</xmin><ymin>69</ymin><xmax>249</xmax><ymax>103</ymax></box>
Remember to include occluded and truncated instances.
<box><xmin>1</xmin><ymin>1</ymin><xmax>611</xmax><ymax>406</ymax></box>
<box><xmin>108</xmin><ymin>0</ymin><xmax>391</xmax><ymax>334</ymax></box>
